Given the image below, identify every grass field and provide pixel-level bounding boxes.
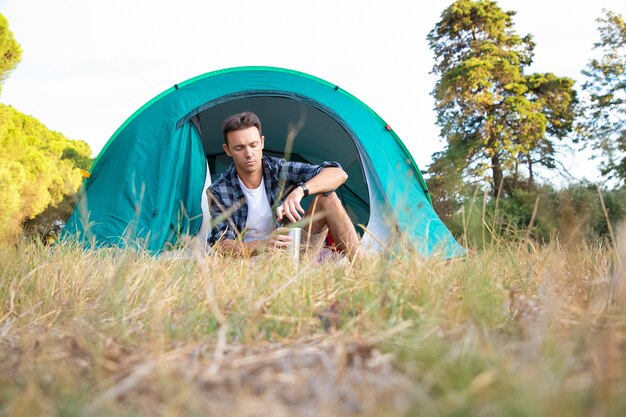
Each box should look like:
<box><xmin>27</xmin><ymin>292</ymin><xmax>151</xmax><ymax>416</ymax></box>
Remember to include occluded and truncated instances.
<box><xmin>1</xmin><ymin>229</ymin><xmax>626</xmax><ymax>417</ymax></box>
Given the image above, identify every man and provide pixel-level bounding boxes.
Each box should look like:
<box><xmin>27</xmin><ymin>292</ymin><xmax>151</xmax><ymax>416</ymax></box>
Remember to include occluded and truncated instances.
<box><xmin>207</xmin><ymin>111</ymin><xmax>361</xmax><ymax>261</ymax></box>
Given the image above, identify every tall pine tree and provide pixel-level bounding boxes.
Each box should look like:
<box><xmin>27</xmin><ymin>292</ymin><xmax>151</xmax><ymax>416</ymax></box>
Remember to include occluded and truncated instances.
<box><xmin>427</xmin><ymin>0</ymin><xmax>576</xmax><ymax>199</ymax></box>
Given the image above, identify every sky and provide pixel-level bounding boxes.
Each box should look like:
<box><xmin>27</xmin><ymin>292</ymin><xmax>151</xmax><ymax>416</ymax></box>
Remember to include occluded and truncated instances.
<box><xmin>1</xmin><ymin>0</ymin><xmax>625</xmax><ymax>185</ymax></box>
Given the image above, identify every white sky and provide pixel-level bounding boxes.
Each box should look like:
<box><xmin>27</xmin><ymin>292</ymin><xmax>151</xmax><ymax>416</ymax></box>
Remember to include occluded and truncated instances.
<box><xmin>1</xmin><ymin>0</ymin><xmax>625</xmax><ymax>184</ymax></box>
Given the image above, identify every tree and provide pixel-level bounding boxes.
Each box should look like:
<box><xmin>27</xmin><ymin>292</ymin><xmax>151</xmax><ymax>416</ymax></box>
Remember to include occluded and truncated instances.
<box><xmin>0</xmin><ymin>13</ymin><xmax>22</xmax><ymax>96</ymax></box>
<box><xmin>0</xmin><ymin>104</ymin><xmax>92</xmax><ymax>240</ymax></box>
<box><xmin>427</xmin><ymin>0</ymin><xmax>576</xmax><ymax>198</ymax></box>
<box><xmin>0</xmin><ymin>13</ymin><xmax>92</xmax><ymax>241</ymax></box>
<box><xmin>579</xmin><ymin>10</ymin><xmax>626</xmax><ymax>185</ymax></box>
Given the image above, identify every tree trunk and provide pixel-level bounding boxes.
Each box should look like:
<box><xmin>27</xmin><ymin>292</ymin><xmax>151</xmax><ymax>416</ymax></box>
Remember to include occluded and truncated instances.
<box><xmin>527</xmin><ymin>155</ymin><xmax>534</xmax><ymax>189</ymax></box>
<box><xmin>492</xmin><ymin>154</ymin><xmax>503</xmax><ymax>198</ymax></box>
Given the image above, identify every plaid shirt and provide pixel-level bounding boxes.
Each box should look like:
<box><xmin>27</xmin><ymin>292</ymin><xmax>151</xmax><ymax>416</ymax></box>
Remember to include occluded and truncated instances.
<box><xmin>207</xmin><ymin>156</ymin><xmax>340</xmax><ymax>245</ymax></box>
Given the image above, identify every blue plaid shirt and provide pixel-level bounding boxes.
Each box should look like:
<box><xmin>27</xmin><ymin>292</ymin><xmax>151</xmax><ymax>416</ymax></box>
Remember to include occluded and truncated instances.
<box><xmin>207</xmin><ymin>156</ymin><xmax>340</xmax><ymax>245</ymax></box>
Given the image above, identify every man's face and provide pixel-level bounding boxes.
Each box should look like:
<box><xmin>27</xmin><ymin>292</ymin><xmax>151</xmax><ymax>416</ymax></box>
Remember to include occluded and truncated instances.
<box><xmin>223</xmin><ymin>126</ymin><xmax>265</xmax><ymax>177</ymax></box>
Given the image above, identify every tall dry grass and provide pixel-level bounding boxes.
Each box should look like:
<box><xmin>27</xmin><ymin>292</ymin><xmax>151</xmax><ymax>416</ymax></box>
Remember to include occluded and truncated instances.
<box><xmin>1</xmin><ymin>227</ymin><xmax>626</xmax><ymax>416</ymax></box>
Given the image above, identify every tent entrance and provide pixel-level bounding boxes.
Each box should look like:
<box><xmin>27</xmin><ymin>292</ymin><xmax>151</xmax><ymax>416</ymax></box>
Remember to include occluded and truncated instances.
<box><xmin>191</xmin><ymin>94</ymin><xmax>371</xmax><ymax>231</ymax></box>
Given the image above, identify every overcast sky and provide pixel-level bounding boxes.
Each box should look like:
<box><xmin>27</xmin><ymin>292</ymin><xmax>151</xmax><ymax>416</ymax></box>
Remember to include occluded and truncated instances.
<box><xmin>2</xmin><ymin>0</ymin><xmax>625</xmax><ymax>184</ymax></box>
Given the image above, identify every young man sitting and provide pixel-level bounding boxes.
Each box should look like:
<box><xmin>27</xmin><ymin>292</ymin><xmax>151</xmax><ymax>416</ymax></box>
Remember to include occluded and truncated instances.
<box><xmin>207</xmin><ymin>111</ymin><xmax>361</xmax><ymax>261</ymax></box>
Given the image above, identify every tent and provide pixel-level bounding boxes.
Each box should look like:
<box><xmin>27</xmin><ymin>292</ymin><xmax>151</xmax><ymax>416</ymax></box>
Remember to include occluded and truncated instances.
<box><xmin>62</xmin><ymin>66</ymin><xmax>465</xmax><ymax>258</ymax></box>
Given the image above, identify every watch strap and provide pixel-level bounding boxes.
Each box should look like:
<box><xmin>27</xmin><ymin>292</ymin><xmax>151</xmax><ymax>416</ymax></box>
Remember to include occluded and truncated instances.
<box><xmin>298</xmin><ymin>182</ymin><xmax>309</xmax><ymax>197</ymax></box>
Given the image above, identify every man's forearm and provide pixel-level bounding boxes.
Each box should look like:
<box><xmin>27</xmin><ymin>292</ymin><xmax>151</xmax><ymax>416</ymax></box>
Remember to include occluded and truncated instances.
<box><xmin>302</xmin><ymin>167</ymin><xmax>348</xmax><ymax>195</ymax></box>
<box><xmin>276</xmin><ymin>167</ymin><xmax>349</xmax><ymax>223</ymax></box>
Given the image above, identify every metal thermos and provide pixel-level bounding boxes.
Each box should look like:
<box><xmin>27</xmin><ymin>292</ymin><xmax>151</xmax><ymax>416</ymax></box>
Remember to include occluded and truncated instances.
<box><xmin>287</xmin><ymin>227</ymin><xmax>302</xmax><ymax>261</ymax></box>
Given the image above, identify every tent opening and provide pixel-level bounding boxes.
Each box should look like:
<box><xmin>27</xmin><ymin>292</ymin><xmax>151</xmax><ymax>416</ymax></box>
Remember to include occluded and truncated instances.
<box><xmin>189</xmin><ymin>94</ymin><xmax>372</xmax><ymax>232</ymax></box>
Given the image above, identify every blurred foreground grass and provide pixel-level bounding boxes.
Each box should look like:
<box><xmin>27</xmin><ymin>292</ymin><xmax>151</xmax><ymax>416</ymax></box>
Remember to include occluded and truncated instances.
<box><xmin>1</xmin><ymin>231</ymin><xmax>626</xmax><ymax>417</ymax></box>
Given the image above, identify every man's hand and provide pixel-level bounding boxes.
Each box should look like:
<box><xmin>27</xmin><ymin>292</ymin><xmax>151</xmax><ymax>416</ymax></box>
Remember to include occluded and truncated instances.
<box><xmin>276</xmin><ymin>186</ymin><xmax>305</xmax><ymax>223</ymax></box>
<box><xmin>266</xmin><ymin>227</ymin><xmax>292</xmax><ymax>249</ymax></box>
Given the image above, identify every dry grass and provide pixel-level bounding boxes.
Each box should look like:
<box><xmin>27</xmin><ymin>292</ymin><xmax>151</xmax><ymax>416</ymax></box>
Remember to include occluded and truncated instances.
<box><xmin>1</xmin><ymin>228</ymin><xmax>626</xmax><ymax>417</ymax></box>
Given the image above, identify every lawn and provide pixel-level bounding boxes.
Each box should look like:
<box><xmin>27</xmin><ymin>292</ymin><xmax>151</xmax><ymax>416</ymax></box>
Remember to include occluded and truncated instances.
<box><xmin>1</xmin><ymin>230</ymin><xmax>626</xmax><ymax>416</ymax></box>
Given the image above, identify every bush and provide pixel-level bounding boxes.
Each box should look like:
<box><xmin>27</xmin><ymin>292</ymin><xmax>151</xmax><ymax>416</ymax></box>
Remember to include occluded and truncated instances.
<box><xmin>443</xmin><ymin>182</ymin><xmax>626</xmax><ymax>248</ymax></box>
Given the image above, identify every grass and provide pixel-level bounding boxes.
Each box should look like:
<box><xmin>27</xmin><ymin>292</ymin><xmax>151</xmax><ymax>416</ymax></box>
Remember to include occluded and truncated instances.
<box><xmin>1</xmin><ymin>229</ymin><xmax>626</xmax><ymax>417</ymax></box>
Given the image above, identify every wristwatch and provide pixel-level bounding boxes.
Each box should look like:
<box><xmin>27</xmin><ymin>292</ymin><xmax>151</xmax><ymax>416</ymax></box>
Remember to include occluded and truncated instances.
<box><xmin>298</xmin><ymin>182</ymin><xmax>309</xmax><ymax>197</ymax></box>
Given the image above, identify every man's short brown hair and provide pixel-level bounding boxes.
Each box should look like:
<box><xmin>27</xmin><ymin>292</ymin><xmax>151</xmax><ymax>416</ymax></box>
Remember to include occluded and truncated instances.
<box><xmin>222</xmin><ymin>111</ymin><xmax>262</xmax><ymax>145</ymax></box>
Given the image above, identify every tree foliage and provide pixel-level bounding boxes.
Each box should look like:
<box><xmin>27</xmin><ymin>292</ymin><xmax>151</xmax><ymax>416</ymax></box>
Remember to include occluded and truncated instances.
<box><xmin>0</xmin><ymin>13</ymin><xmax>21</xmax><ymax>96</ymax></box>
<box><xmin>579</xmin><ymin>9</ymin><xmax>626</xmax><ymax>185</ymax></box>
<box><xmin>0</xmin><ymin>104</ymin><xmax>92</xmax><ymax>240</ymax></box>
<box><xmin>0</xmin><ymin>13</ymin><xmax>91</xmax><ymax>240</ymax></box>
<box><xmin>427</xmin><ymin>0</ymin><xmax>577</xmax><ymax>199</ymax></box>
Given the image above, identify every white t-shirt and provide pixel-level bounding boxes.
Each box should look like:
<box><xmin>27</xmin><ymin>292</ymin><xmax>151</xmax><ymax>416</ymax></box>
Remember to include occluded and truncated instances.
<box><xmin>238</xmin><ymin>177</ymin><xmax>274</xmax><ymax>242</ymax></box>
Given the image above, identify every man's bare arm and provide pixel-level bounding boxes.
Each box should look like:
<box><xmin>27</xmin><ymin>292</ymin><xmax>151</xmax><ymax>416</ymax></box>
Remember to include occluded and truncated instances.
<box><xmin>277</xmin><ymin>167</ymin><xmax>348</xmax><ymax>223</ymax></box>
<box><xmin>302</xmin><ymin>167</ymin><xmax>347</xmax><ymax>195</ymax></box>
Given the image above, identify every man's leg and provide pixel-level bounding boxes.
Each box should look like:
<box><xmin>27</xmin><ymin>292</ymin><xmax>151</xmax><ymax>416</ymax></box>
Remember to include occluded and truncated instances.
<box><xmin>303</xmin><ymin>192</ymin><xmax>361</xmax><ymax>261</ymax></box>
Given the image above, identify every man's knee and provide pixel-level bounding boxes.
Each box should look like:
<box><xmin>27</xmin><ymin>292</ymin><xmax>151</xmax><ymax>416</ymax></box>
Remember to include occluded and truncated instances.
<box><xmin>313</xmin><ymin>192</ymin><xmax>342</xmax><ymax>212</ymax></box>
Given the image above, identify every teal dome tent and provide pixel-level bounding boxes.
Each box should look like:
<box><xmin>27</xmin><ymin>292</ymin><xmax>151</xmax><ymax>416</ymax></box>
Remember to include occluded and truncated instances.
<box><xmin>62</xmin><ymin>66</ymin><xmax>465</xmax><ymax>258</ymax></box>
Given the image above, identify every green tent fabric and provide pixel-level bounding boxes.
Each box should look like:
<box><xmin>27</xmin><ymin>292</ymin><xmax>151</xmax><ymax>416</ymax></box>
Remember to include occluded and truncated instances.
<box><xmin>62</xmin><ymin>66</ymin><xmax>465</xmax><ymax>258</ymax></box>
